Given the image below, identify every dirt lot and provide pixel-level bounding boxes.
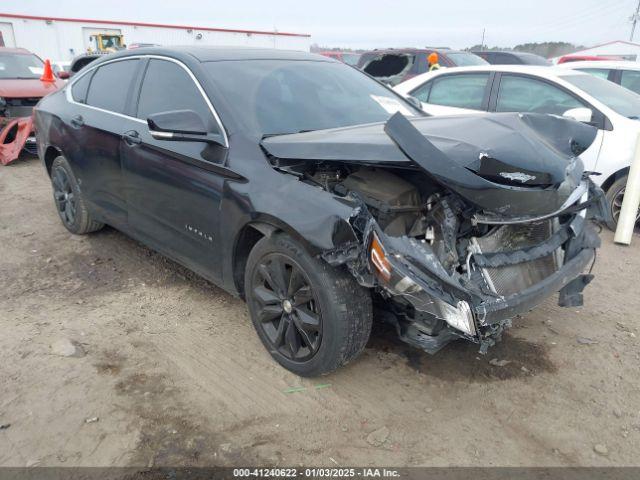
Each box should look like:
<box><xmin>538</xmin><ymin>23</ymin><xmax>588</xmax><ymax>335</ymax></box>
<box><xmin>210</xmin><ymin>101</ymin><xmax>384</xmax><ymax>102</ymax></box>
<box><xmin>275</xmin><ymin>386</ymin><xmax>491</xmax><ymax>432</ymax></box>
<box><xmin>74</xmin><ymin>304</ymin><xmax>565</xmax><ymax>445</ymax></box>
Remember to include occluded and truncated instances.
<box><xmin>1</xmin><ymin>155</ymin><xmax>639</xmax><ymax>468</ymax></box>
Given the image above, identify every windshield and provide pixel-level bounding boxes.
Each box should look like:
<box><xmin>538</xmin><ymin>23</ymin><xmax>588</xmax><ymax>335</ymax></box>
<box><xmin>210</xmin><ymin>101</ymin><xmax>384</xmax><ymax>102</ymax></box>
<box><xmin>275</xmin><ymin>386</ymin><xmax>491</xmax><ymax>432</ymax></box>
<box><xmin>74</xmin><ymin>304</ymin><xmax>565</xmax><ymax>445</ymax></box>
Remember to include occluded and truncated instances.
<box><xmin>204</xmin><ymin>60</ymin><xmax>421</xmax><ymax>136</ymax></box>
<box><xmin>446</xmin><ymin>52</ymin><xmax>488</xmax><ymax>66</ymax></box>
<box><xmin>0</xmin><ymin>53</ymin><xmax>44</xmax><ymax>79</ymax></box>
<box><xmin>562</xmin><ymin>73</ymin><xmax>640</xmax><ymax>118</ymax></box>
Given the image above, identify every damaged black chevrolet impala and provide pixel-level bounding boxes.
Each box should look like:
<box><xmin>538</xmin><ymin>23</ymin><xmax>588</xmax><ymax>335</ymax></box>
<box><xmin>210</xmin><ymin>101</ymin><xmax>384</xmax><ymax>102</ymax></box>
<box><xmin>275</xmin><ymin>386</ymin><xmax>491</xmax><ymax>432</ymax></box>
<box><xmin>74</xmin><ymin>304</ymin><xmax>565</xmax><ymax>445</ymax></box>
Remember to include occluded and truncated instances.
<box><xmin>34</xmin><ymin>47</ymin><xmax>607</xmax><ymax>376</ymax></box>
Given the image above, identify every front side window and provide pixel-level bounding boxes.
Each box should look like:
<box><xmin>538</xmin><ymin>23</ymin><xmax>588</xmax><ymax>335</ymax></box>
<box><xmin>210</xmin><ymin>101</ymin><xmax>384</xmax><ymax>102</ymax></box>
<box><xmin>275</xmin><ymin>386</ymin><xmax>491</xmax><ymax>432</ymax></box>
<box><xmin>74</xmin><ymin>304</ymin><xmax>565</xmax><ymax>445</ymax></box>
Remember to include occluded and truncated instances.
<box><xmin>496</xmin><ymin>75</ymin><xmax>584</xmax><ymax>115</ymax></box>
<box><xmin>85</xmin><ymin>59</ymin><xmax>139</xmax><ymax>114</ymax></box>
<box><xmin>620</xmin><ymin>70</ymin><xmax>640</xmax><ymax>95</ymax></box>
<box><xmin>576</xmin><ymin>68</ymin><xmax>611</xmax><ymax>80</ymax></box>
<box><xmin>136</xmin><ymin>59</ymin><xmax>214</xmax><ymax>130</ymax></box>
<box><xmin>0</xmin><ymin>53</ymin><xmax>43</xmax><ymax>79</ymax></box>
<box><xmin>419</xmin><ymin>73</ymin><xmax>489</xmax><ymax>109</ymax></box>
<box><xmin>562</xmin><ymin>73</ymin><xmax>640</xmax><ymax>119</ymax></box>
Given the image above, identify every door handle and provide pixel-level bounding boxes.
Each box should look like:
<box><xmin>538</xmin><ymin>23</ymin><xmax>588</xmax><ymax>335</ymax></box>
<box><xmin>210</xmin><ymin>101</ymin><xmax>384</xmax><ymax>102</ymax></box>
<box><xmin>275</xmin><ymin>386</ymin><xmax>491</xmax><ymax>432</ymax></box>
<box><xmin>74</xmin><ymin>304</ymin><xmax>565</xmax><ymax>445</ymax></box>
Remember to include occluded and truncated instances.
<box><xmin>122</xmin><ymin>130</ymin><xmax>142</xmax><ymax>146</ymax></box>
<box><xmin>70</xmin><ymin>115</ymin><xmax>84</xmax><ymax>128</ymax></box>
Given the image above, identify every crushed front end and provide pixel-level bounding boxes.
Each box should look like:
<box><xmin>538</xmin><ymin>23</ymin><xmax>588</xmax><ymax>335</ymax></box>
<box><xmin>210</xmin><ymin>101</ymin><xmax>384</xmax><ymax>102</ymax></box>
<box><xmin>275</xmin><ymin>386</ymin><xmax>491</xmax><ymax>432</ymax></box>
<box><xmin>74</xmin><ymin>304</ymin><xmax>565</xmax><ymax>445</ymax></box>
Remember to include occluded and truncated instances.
<box><xmin>262</xmin><ymin>111</ymin><xmax>606</xmax><ymax>354</ymax></box>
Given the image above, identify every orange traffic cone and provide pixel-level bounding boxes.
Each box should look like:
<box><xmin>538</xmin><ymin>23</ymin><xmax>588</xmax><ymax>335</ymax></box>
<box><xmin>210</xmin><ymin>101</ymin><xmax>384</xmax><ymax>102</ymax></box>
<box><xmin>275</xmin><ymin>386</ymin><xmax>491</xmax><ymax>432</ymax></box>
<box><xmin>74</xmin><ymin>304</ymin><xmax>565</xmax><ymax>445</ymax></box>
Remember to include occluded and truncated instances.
<box><xmin>40</xmin><ymin>59</ymin><xmax>55</xmax><ymax>82</ymax></box>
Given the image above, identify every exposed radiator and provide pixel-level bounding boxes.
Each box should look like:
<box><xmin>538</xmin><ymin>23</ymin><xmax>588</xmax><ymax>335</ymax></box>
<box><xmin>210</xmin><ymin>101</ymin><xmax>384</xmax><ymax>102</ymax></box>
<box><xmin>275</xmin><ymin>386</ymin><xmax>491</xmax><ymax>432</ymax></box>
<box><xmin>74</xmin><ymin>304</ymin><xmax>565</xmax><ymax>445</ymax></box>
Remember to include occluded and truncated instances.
<box><xmin>473</xmin><ymin>220</ymin><xmax>560</xmax><ymax>296</ymax></box>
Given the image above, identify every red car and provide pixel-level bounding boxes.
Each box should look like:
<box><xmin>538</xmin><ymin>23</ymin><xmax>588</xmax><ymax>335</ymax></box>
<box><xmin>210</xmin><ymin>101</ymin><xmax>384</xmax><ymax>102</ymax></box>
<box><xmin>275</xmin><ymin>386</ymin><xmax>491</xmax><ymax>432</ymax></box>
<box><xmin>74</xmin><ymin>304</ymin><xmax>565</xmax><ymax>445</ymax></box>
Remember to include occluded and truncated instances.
<box><xmin>0</xmin><ymin>47</ymin><xmax>64</xmax><ymax>164</ymax></box>
<box><xmin>557</xmin><ymin>54</ymin><xmax>622</xmax><ymax>64</ymax></box>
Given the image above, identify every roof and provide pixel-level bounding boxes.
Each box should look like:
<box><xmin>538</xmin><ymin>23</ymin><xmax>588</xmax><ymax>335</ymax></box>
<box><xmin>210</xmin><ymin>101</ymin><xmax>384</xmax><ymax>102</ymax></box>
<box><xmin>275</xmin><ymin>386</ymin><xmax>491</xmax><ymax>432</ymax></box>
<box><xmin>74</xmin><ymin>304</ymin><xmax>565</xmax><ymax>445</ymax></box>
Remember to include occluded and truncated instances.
<box><xmin>422</xmin><ymin>64</ymin><xmax>582</xmax><ymax>76</ymax></box>
<box><xmin>558</xmin><ymin>60</ymin><xmax>640</xmax><ymax>70</ymax></box>
<box><xmin>0</xmin><ymin>12</ymin><xmax>310</xmax><ymax>38</ymax></box>
<box><xmin>0</xmin><ymin>47</ymin><xmax>32</xmax><ymax>55</ymax></box>
<box><xmin>359</xmin><ymin>48</ymin><xmax>465</xmax><ymax>55</ymax></box>
<box><xmin>91</xmin><ymin>46</ymin><xmax>332</xmax><ymax>64</ymax></box>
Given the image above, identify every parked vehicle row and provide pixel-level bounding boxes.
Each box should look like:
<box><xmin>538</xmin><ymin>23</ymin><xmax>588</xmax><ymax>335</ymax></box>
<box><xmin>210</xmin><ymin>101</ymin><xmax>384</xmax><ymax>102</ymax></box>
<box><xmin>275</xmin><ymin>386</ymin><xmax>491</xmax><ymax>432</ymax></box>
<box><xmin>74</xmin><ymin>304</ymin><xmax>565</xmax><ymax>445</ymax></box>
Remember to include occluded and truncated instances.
<box><xmin>394</xmin><ymin>65</ymin><xmax>640</xmax><ymax>229</ymax></box>
<box><xmin>34</xmin><ymin>47</ymin><xmax>606</xmax><ymax>376</ymax></box>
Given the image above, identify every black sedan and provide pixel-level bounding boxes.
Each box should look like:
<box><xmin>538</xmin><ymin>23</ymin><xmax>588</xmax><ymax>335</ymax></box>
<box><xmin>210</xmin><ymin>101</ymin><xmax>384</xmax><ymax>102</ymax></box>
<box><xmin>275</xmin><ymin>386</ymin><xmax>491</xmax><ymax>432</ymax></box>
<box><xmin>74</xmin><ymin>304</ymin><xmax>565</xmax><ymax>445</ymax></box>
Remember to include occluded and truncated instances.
<box><xmin>35</xmin><ymin>47</ymin><xmax>606</xmax><ymax>376</ymax></box>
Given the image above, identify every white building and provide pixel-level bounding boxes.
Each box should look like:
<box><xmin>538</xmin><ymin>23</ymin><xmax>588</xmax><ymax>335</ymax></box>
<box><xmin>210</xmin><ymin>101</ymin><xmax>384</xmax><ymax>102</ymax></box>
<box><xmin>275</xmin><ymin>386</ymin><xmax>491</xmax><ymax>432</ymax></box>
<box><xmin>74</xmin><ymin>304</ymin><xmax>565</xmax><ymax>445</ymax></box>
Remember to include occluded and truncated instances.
<box><xmin>0</xmin><ymin>12</ymin><xmax>311</xmax><ymax>61</ymax></box>
<box><xmin>551</xmin><ymin>40</ymin><xmax>640</xmax><ymax>63</ymax></box>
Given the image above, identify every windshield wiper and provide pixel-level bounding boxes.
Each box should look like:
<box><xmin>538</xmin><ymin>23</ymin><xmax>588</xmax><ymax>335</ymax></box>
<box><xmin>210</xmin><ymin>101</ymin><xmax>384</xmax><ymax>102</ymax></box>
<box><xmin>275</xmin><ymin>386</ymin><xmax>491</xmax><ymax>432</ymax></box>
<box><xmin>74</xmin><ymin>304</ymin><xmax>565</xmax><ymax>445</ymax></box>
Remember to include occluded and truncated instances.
<box><xmin>628</xmin><ymin>116</ymin><xmax>640</xmax><ymax>120</ymax></box>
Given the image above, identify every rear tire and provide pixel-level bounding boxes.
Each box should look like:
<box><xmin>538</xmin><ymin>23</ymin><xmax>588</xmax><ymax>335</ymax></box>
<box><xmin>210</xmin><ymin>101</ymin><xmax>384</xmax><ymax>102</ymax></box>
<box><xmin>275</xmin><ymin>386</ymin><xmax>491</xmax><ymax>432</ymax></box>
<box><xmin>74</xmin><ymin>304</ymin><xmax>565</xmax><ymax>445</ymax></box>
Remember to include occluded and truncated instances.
<box><xmin>244</xmin><ymin>233</ymin><xmax>372</xmax><ymax>377</ymax></box>
<box><xmin>605</xmin><ymin>175</ymin><xmax>639</xmax><ymax>231</ymax></box>
<box><xmin>50</xmin><ymin>156</ymin><xmax>104</xmax><ymax>234</ymax></box>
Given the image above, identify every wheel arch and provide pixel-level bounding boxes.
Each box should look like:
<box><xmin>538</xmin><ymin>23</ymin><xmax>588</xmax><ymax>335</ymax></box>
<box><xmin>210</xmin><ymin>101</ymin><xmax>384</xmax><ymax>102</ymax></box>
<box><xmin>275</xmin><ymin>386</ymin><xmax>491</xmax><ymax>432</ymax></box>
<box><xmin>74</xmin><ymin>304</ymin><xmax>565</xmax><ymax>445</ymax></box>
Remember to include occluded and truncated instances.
<box><xmin>43</xmin><ymin>145</ymin><xmax>64</xmax><ymax>176</ymax></box>
<box><xmin>231</xmin><ymin>218</ymin><xmax>323</xmax><ymax>298</ymax></box>
<box><xmin>601</xmin><ymin>167</ymin><xmax>629</xmax><ymax>193</ymax></box>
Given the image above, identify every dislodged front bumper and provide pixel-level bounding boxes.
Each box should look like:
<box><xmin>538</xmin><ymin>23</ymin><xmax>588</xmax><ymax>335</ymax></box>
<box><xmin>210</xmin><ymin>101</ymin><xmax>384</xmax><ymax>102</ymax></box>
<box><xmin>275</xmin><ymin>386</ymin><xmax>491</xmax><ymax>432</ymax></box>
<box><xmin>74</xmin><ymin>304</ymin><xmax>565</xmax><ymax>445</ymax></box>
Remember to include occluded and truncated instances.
<box><xmin>366</xmin><ymin>186</ymin><xmax>603</xmax><ymax>354</ymax></box>
<box><xmin>0</xmin><ymin>116</ymin><xmax>34</xmax><ymax>165</ymax></box>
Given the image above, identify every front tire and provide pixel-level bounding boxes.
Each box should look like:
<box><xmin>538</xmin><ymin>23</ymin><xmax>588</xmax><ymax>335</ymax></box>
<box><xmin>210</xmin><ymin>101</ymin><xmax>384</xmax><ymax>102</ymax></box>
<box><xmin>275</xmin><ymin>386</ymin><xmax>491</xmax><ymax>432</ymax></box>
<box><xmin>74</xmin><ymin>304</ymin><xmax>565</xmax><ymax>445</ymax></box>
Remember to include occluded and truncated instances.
<box><xmin>605</xmin><ymin>175</ymin><xmax>639</xmax><ymax>231</ymax></box>
<box><xmin>51</xmin><ymin>156</ymin><xmax>104</xmax><ymax>234</ymax></box>
<box><xmin>244</xmin><ymin>233</ymin><xmax>372</xmax><ymax>377</ymax></box>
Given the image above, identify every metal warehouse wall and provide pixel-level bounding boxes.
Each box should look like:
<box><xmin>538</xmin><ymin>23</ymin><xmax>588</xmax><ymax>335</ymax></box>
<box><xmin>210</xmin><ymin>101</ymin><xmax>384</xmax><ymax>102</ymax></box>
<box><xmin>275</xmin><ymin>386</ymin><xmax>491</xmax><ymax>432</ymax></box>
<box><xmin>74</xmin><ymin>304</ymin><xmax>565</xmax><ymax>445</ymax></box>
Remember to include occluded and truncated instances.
<box><xmin>0</xmin><ymin>15</ymin><xmax>311</xmax><ymax>61</ymax></box>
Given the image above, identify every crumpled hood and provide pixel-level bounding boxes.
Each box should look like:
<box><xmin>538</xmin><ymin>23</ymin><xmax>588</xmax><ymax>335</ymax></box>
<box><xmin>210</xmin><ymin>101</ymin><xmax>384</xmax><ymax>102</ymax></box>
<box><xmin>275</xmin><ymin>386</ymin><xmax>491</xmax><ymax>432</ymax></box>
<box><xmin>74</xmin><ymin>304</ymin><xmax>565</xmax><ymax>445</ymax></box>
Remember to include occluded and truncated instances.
<box><xmin>262</xmin><ymin>112</ymin><xmax>598</xmax><ymax>218</ymax></box>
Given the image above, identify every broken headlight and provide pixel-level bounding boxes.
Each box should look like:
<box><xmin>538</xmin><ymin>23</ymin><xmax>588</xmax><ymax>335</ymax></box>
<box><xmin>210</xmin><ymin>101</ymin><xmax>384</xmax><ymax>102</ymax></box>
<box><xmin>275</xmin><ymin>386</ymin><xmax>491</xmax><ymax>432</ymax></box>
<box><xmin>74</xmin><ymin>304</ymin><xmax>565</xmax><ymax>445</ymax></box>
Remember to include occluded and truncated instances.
<box><xmin>369</xmin><ymin>232</ymin><xmax>477</xmax><ymax>337</ymax></box>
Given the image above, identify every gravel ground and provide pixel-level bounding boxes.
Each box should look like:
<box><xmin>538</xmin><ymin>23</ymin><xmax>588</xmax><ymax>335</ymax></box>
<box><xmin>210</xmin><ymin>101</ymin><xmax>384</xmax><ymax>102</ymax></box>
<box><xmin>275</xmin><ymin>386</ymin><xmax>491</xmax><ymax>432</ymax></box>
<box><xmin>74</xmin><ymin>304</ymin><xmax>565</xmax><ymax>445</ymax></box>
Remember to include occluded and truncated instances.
<box><xmin>1</xmin><ymin>155</ymin><xmax>639</xmax><ymax>468</ymax></box>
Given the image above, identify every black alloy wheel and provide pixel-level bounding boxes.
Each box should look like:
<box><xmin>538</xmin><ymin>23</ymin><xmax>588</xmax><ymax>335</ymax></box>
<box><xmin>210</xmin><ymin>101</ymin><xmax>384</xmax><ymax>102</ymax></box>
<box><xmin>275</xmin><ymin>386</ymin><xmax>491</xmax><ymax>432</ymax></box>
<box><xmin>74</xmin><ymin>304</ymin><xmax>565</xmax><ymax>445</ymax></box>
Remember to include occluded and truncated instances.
<box><xmin>605</xmin><ymin>175</ymin><xmax>640</xmax><ymax>230</ymax></box>
<box><xmin>52</xmin><ymin>166</ymin><xmax>77</xmax><ymax>228</ymax></box>
<box><xmin>611</xmin><ymin>186</ymin><xmax>640</xmax><ymax>226</ymax></box>
<box><xmin>251</xmin><ymin>253</ymin><xmax>322</xmax><ymax>361</ymax></box>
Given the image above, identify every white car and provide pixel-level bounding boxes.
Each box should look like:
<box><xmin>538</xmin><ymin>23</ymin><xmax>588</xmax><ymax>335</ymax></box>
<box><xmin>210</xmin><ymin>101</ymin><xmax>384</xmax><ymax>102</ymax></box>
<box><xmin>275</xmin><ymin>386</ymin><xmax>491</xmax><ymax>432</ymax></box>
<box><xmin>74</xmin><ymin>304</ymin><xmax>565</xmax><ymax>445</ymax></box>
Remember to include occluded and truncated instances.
<box><xmin>394</xmin><ymin>65</ymin><xmax>640</xmax><ymax>228</ymax></box>
<box><xmin>558</xmin><ymin>60</ymin><xmax>640</xmax><ymax>95</ymax></box>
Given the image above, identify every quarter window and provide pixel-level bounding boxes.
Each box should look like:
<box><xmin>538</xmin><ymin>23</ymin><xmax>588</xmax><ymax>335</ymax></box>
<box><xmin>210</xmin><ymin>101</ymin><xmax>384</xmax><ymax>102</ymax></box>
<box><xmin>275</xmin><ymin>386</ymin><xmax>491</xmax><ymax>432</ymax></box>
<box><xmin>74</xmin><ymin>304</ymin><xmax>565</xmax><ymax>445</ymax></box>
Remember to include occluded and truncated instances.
<box><xmin>496</xmin><ymin>75</ymin><xmax>585</xmax><ymax>115</ymax></box>
<box><xmin>136</xmin><ymin>59</ymin><xmax>215</xmax><ymax>131</ymax></box>
<box><xmin>85</xmin><ymin>59</ymin><xmax>139</xmax><ymax>114</ymax></box>
<box><xmin>71</xmin><ymin>72</ymin><xmax>92</xmax><ymax>103</ymax></box>
<box><xmin>620</xmin><ymin>70</ymin><xmax>640</xmax><ymax>95</ymax></box>
<box><xmin>413</xmin><ymin>73</ymin><xmax>489</xmax><ymax>109</ymax></box>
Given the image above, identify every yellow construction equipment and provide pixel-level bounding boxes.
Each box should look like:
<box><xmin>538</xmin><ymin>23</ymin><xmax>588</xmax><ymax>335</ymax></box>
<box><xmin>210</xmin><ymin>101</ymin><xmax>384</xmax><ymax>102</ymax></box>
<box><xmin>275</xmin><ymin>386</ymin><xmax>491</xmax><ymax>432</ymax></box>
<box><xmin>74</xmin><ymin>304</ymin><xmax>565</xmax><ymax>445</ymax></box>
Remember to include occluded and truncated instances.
<box><xmin>88</xmin><ymin>34</ymin><xmax>124</xmax><ymax>53</ymax></box>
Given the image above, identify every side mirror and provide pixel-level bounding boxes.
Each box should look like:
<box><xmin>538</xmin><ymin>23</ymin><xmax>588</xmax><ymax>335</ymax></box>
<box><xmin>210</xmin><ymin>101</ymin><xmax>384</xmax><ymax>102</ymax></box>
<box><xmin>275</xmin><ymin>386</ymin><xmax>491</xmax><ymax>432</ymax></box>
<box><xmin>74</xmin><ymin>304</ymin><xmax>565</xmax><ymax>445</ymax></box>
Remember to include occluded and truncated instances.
<box><xmin>405</xmin><ymin>95</ymin><xmax>423</xmax><ymax>110</ymax></box>
<box><xmin>147</xmin><ymin>109</ymin><xmax>225</xmax><ymax>146</ymax></box>
<box><xmin>57</xmin><ymin>71</ymin><xmax>70</xmax><ymax>80</ymax></box>
<box><xmin>563</xmin><ymin>107</ymin><xmax>593</xmax><ymax>123</ymax></box>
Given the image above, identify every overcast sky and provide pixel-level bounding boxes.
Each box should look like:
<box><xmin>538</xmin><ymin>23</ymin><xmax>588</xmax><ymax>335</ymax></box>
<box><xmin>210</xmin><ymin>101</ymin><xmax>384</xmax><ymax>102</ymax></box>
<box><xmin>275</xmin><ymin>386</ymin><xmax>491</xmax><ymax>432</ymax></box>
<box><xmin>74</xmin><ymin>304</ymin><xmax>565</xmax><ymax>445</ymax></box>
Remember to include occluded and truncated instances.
<box><xmin>12</xmin><ymin>0</ymin><xmax>640</xmax><ymax>49</ymax></box>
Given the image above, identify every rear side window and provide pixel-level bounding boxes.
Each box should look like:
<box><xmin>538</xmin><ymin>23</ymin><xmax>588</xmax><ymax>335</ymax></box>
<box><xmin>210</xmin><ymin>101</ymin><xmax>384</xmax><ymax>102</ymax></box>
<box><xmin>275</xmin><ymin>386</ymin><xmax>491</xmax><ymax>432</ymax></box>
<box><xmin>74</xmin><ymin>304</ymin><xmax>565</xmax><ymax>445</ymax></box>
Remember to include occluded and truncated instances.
<box><xmin>415</xmin><ymin>73</ymin><xmax>489</xmax><ymax>109</ymax></box>
<box><xmin>620</xmin><ymin>70</ymin><xmax>640</xmax><ymax>95</ymax></box>
<box><xmin>577</xmin><ymin>68</ymin><xmax>611</xmax><ymax>80</ymax></box>
<box><xmin>86</xmin><ymin>59</ymin><xmax>139</xmax><ymax>114</ymax></box>
<box><xmin>496</xmin><ymin>75</ymin><xmax>585</xmax><ymax>115</ymax></box>
<box><xmin>136</xmin><ymin>59</ymin><xmax>215</xmax><ymax>130</ymax></box>
<box><xmin>71</xmin><ymin>72</ymin><xmax>92</xmax><ymax>103</ymax></box>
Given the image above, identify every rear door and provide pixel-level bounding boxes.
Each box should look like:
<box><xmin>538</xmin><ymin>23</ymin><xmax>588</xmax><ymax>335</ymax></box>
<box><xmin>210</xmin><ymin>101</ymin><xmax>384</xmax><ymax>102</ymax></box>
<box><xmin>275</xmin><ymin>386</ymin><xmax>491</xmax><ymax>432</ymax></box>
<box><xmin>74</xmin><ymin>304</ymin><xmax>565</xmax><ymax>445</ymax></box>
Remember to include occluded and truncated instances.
<box><xmin>409</xmin><ymin>72</ymin><xmax>493</xmax><ymax>115</ymax></box>
<box><xmin>490</xmin><ymin>73</ymin><xmax>606</xmax><ymax>172</ymax></box>
<box><xmin>66</xmin><ymin>58</ymin><xmax>141</xmax><ymax>226</ymax></box>
<box><xmin>121</xmin><ymin>57</ymin><xmax>228</xmax><ymax>281</ymax></box>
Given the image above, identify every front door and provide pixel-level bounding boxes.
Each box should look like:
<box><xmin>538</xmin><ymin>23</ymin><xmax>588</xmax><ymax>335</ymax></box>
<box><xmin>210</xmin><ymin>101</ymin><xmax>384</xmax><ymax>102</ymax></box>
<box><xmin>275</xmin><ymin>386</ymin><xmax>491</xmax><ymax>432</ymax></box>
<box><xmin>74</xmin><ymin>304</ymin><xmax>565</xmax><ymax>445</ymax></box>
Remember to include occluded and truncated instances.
<box><xmin>121</xmin><ymin>57</ymin><xmax>228</xmax><ymax>282</ymax></box>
